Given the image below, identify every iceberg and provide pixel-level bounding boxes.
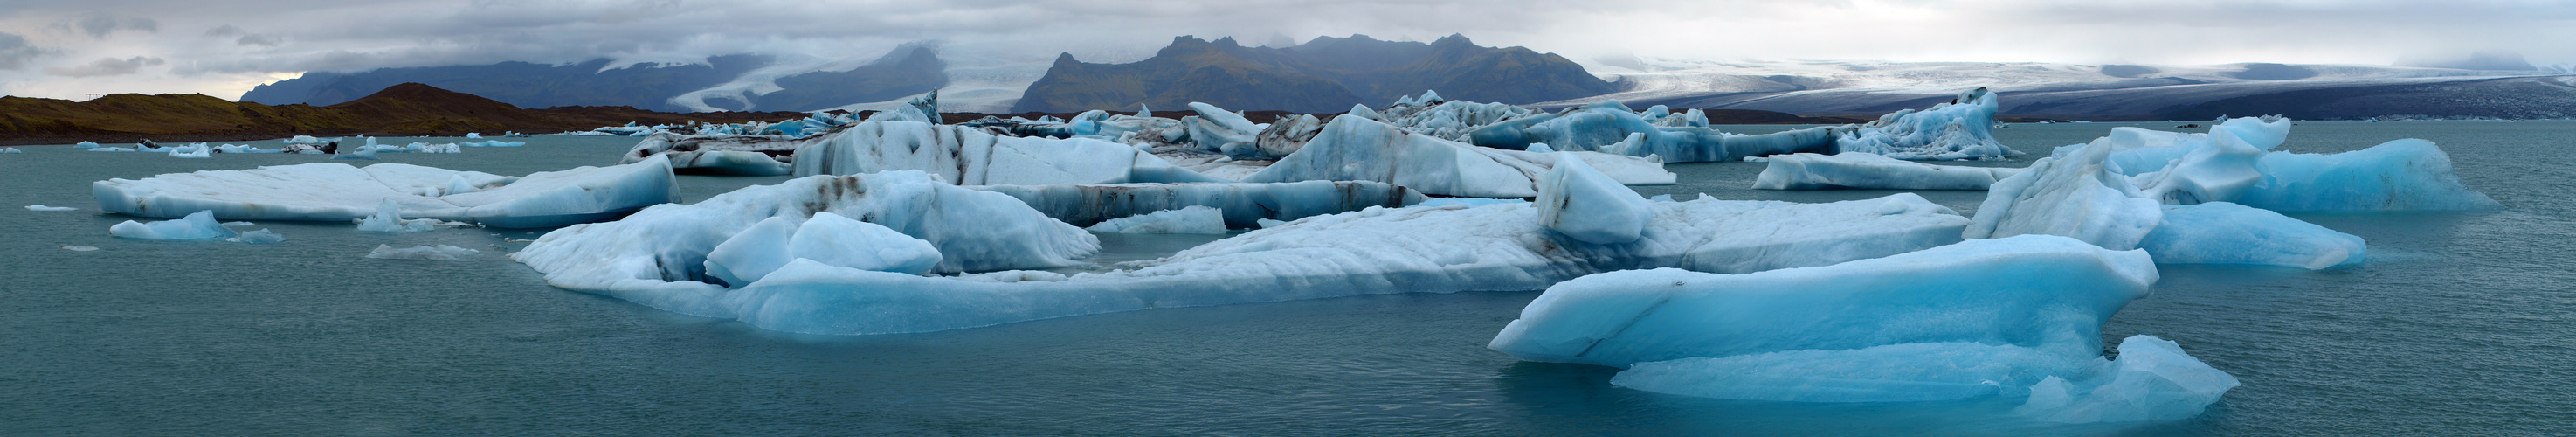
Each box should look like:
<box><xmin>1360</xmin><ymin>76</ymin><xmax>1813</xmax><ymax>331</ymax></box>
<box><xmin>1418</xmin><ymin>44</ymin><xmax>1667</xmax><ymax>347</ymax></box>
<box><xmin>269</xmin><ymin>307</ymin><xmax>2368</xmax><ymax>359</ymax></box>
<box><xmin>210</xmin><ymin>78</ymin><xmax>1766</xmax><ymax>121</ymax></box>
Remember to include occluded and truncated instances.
<box><xmin>168</xmin><ymin>143</ymin><xmax>212</xmax><ymax>158</ymax></box>
<box><xmin>791</xmin><ymin>121</ymin><xmax>1226</xmax><ymax>184</ymax></box>
<box><xmin>1468</xmin><ymin>99</ymin><xmax>1839</xmax><ymax>163</ymax></box>
<box><xmin>1185</xmin><ymin>102</ymin><xmax>1262</xmax><ymax>156</ymax></box>
<box><xmin>1534</xmin><ymin>154</ymin><xmax>1652</xmax><ymax>245</ymax></box>
<box><xmin>1486</xmin><ymin>236</ymin><xmax>2234</xmax><ymax>423</ymax></box>
<box><xmin>1086</xmin><ymin>205</ymin><xmax>1228</xmax><ymax>234</ymax></box>
<box><xmin>93</xmin><ymin>156</ymin><xmax>677</xmax><ymax>228</ymax></box>
<box><xmin>624</xmin><ymin>133</ymin><xmax>797</xmax><ymax>176</ymax></box>
<box><xmin>702</xmin><ymin>212</ymin><xmax>943</xmax><ymax>286</ymax></box>
<box><xmin>1832</xmin><ymin>88</ymin><xmax>2015</xmax><ymax>160</ymax></box>
<box><xmin>2234</xmin><ymin>139</ymin><xmax>2503</xmax><ymax>211</ymax></box>
<box><xmin>969</xmin><ymin>181</ymin><xmax>1426</xmax><ymax>228</ymax></box>
<box><xmin>1241</xmin><ymin>115</ymin><xmax>1674</xmax><ymax>198</ymax></box>
<box><xmin>1753</xmin><ymin>152</ymin><xmax>2022</xmax><ymax>190</ymax></box>
<box><xmin>1</xmin><ymin>147</ymin><xmax>23</xmax><ymax>154</ymax></box>
<box><xmin>1966</xmin><ymin>141</ymin><xmax>2165</xmax><ymax>250</ymax></box>
<box><xmin>75</xmin><ymin>141</ymin><xmax>100</xmax><ymax>148</ymax></box>
<box><xmin>366</xmin><ymin>244</ymin><xmax>480</xmax><ymax>260</ymax></box>
<box><xmin>514</xmin><ymin>170</ymin><xmax>1099</xmax><ymax>281</ymax></box>
<box><xmin>109</xmin><ymin>210</ymin><xmax>234</xmax><ymax>240</ymax></box>
<box><xmin>230</xmin><ymin>228</ymin><xmax>287</xmax><ymax>244</ymax></box>
<box><xmin>518</xmin><ymin>190</ymin><xmax>1970</xmax><ymax>335</ymax></box>
<box><xmin>25</xmin><ymin>205</ymin><xmax>77</xmax><ymax>212</ymax></box>
<box><xmin>2137</xmin><ymin>202</ymin><xmax>2365</xmax><ymax>269</ymax></box>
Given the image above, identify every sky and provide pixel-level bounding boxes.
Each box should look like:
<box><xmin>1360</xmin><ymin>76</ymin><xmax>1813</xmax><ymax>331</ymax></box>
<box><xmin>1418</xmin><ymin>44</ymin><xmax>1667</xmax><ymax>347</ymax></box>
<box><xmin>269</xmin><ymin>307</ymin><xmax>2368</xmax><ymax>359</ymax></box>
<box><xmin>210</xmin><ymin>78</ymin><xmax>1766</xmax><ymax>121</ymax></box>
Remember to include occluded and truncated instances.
<box><xmin>2</xmin><ymin>0</ymin><xmax>2570</xmax><ymax>101</ymax></box>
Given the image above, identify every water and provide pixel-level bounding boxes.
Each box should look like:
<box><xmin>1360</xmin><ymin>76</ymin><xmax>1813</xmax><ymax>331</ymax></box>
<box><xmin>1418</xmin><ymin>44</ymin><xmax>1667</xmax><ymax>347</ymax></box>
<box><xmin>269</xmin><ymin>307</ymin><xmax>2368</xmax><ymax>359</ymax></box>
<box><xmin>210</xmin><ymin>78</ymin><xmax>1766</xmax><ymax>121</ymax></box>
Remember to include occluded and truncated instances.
<box><xmin>2</xmin><ymin>122</ymin><xmax>2569</xmax><ymax>435</ymax></box>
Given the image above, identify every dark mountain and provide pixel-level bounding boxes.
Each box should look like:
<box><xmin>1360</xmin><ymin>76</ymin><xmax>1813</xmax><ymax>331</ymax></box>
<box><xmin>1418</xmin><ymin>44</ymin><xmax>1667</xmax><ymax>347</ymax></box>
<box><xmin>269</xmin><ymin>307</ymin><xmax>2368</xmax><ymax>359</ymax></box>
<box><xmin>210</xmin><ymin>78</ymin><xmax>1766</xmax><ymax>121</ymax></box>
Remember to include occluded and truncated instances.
<box><xmin>2</xmin><ymin>83</ymin><xmax>810</xmax><ymax>145</ymax></box>
<box><xmin>238</xmin><ymin>45</ymin><xmax>949</xmax><ymax>113</ymax></box>
<box><xmin>1012</xmin><ymin>34</ymin><xmax>1613</xmax><ymax>113</ymax></box>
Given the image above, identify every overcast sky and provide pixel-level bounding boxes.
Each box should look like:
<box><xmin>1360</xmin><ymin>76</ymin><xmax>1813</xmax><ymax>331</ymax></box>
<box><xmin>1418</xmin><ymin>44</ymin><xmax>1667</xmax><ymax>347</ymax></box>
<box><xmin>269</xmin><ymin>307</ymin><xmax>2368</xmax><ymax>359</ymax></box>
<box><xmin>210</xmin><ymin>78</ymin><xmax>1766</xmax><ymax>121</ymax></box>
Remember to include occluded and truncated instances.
<box><xmin>2</xmin><ymin>0</ymin><xmax>2569</xmax><ymax>101</ymax></box>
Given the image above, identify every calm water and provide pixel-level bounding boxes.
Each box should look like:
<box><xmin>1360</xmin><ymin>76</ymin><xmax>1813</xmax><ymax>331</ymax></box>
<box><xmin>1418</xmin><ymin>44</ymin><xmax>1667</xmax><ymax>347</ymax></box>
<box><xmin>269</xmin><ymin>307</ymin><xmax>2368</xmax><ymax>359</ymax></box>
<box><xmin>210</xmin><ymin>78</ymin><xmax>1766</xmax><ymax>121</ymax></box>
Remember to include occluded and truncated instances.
<box><xmin>2</xmin><ymin>122</ymin><xmax>2569</xmax><ymax>435</ymax></box>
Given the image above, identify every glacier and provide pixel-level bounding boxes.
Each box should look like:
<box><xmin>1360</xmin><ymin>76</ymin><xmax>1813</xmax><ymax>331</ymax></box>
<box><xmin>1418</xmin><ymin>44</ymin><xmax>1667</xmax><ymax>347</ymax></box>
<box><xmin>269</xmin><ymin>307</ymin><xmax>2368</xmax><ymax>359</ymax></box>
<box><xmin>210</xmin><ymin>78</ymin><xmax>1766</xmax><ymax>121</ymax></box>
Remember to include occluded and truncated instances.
<box><xmin>1086</xmin><ymin>205</ymin><xmax>1229</xmax><ymax>234</ymax></box>
<box><xmin>1486</xmin><ymin>236</ymin><xmax>2235</xmax><ymax>423</ymax></box>
<box><xmin>108</xmin><ymin>210</ymin><xmax>234</xmax><ymax>240</ymax></box>
<box><xmin>513</xmin><ymin>170</ymin><xmax>1100</xmax><ymax>281</ymax></box>
<box><xmin>1753</xmin><ymin>152</ymin><xmax>2022</xmax><ymax>190</ymax></box>
<box><xmin>93</xmin><ymin>156</ymin><xmax>677</xmax><ymax>228</ymax></box>
<box><xmin>1240</xmin><ymin>115</ymin><xmax>1674</xmax><ymax>198</ymax></box>
<box><xmin>970</xmin><ymin>181</ymin><xmax>1425</xmax><ymax>228</ymax></box>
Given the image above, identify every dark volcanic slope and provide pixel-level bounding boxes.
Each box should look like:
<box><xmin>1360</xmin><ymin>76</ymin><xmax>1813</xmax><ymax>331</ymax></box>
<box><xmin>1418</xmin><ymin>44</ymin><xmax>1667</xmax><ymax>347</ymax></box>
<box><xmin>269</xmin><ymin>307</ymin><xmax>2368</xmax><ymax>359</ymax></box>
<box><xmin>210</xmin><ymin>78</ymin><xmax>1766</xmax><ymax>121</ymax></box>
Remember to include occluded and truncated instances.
<box><xmin>241</xmin><ymin>45</ymin><xmax>949</xmax><ymax>113</ymax></box>
<box><xmin>1013</xmin><ymin>34</ymin><xmax>1613</xmax><ymax>113</ymax></box>
<box><xmin>1</xmin><ymin>83</ymin><xmax>808</xmax><ymax>146</ymax></box>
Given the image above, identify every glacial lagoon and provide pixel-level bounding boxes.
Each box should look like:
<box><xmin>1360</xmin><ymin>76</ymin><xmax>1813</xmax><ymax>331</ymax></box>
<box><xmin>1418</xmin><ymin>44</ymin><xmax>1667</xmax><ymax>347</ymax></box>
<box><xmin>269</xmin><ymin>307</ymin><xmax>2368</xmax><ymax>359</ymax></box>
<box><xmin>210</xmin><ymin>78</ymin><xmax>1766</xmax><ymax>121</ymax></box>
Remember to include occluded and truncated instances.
<box><xmin>3</xmin><ymin>121</ymin><xmax>2569</xmax><ymax>434</ymax></box>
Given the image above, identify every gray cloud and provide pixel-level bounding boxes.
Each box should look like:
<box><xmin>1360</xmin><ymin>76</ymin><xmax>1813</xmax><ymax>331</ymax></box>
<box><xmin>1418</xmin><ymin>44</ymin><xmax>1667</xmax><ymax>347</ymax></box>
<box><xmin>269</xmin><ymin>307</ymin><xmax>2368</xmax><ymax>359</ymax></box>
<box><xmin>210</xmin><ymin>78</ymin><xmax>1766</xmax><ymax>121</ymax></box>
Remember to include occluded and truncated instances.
<box><xmin>46</xmin><ymin>56</ymin><xmax>164</xmax><ymax>77</ymax></box>
<box><xmin>0</xmin><ymin>32</ymin><xmax>48</xmax><ymax>71</ymax></box>
<box><xmin>63</xmin><ymin>13</ymin><xmax>159</xmax><ymax>38</ymax></box>
<box><xmin>207</xmin><ymin>24</ymin><xmax>282</xmax><ymax>46</ymax></box>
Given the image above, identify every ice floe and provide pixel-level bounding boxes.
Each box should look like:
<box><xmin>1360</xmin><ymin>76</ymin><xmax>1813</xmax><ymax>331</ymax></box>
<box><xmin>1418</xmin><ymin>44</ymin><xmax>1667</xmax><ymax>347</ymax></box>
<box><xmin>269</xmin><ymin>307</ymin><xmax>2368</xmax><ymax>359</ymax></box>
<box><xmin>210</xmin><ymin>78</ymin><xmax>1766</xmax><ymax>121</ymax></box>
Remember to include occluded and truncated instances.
<box><xmin>108</xmin><ymin>210</ymin><xmax>234</xmax><ymax>240</ymax></box>
<box><xmin>24</xmin><ymin>205</ymin><xmax>77</xmax><ymax>212</ymax></box>
<box><xmin>970</xmin><ymin>181</ymin><xmax>1425</xmax><ymax>228</ymax></box>
<box><xmin>1085</xmin><ymin>205</ymin><xmax>1228</xmax><ymax>234</ymax></box>
<box><xmin>366</xmin><ymin>244</ymin><xmax>480</xmax><ymax>260</ymax></box>
<box><xmin>1488</xmin><ymin>236</ymin><xmax>2234</xmax><ymax>423</ymax></box>
<box><xmin>93</xmin><ymin>156</ymin><xmax>677</xmax><ymax>228</ymax></box>
<box><xmin>1753</xmin><ymin>152</ymin><xmax>2022</xmax><ymax>190</ymax></box>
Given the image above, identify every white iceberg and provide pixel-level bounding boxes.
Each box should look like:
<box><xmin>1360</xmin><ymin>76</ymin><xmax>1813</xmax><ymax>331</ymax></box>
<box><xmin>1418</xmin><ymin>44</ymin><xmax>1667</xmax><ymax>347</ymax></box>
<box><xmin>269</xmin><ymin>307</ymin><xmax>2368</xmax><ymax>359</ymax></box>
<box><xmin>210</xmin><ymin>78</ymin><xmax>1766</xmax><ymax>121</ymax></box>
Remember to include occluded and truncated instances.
<box><xmin>1086</xmin><ymin>205</ymin><xmax>1228</xmax><ymax>234</ymax></box>
<box><xmin>366</xmin><ymin>244</ymin><xmax>480</xmax><ymax>260</ymax></box>
<box><xmin>520</xmin><ymin>191</ymin><xmax>1970</xmax><ymax>335</ymax></box>
<box><xmin>168</xmin><ymin>143</ymin><xmax>212</xmax><ymax>158</ymax></box>
<box><xmin>1</xmin><ymin>147</ymin><xmax>23</xmax><ymax>154</ymax></box>
<box><xmin>1966</xmin><ymin>140</ymin><xmax>2165</xmax><ymax>250</ymax></box>
<box><xmin>703</xmin><ymin>212</ymin><xmax>943</xmax><ymax>286</ymax></box>
<box><xmin>514</xmin><ymin>170</ymin><xmax>1099</xmax><ymax>281</ymax></box>
<box><xmin>790</xmin><ymin>121</ymin><xmax>1225</xmax><ymax>184</ymax></box>
<box><xmin>75</xmin><ymin>141</ymin><xmax>101</xmax><ymax>148</ymax></box>
<box><xmin>2137</xmin><ymin>202</ymin><xmax>2365</xmax><ymax>269</ymax></box>
<box><xmin>25</xmin><ymin>205</ymin><xmax>77</xmax><ymax>212</ymax></box>
<box><xmin>1534</xmin><ymin>154</ymin><xmax>1652</xmax><ymax>245</ymax></box>
<box><xmin>1753</xmin><ymin>152</ymin><xmax>2022</xmax><ymax>190</ymax></box>
<box><xmin>1487</xmin><ymin>236</ymin><xmax>2234</xmax><ymax>423</ymax></box>
<box><xmin>109</xmin><ymin>210</ymin><xmax>234</xmax><ymax>240</ymax></box>
<box><xmin>1242</xmin><ymin>115</ymin><xmax>1674</xmax><ymax>198</ymax></box>
<box><xmin>1833</xmin><ymin>87</ymin><xmax>2015</xmax><ymax>161</ymax></box>
<box><xmin>970</xmin><ymin>181</ymin><xmax>1426</xmax><ymax>228</ymax></box>
<box><xmin>93</xmin><ymin>156</ymin><xmax>677</xmax><ymax>228</ymax></box>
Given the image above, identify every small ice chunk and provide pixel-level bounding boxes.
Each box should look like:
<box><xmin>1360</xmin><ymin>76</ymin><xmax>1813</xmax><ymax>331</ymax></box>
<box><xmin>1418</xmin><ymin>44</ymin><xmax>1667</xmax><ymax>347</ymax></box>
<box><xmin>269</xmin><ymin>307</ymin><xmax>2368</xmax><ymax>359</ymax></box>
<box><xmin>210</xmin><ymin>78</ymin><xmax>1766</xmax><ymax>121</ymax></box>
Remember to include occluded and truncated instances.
<box><xmin>1087</xmin><ymin>205</ymin><xmax>1228</xmax><ymax>234</ymax></box>
<box><xmin>25</xmin><ymin>205</ymin><xmax>77</xmax><ymax>212</ymax></box>
<box><xmin>366</xmin><ymin>244</ymin><xmax>480</xmax><ymax>260</ymax></box>
<box><xmin>109</xmin><ymin>210</ymin><xmax>236</xmax><ymax>240</ymax></box>
<box><xmin>62</xmin><ymin>246</ymin><xmax>100</xmax><ymax>251</ymax></box>
<box><xmin>1256</xmin><ymin>218</ymin><xmax>1288</xmax><ymax>228</ymax></box>
<box><xmin>356</xmin><ymin>198</ymin><xmax>433</xmax><ymax>232</ymax></box>
<box><xmin>75</xmin><ymin>141</ymin><xmax>101</xmax><ymax>148</ymax></box>
<box><xmin>230</xmin><ymin>229</ymin><xmax>287</xmax><ymax>244</ymax></box>
<box><xmin>1535</xmin><ymin>154</ymin><xmax>1652</xmax><ymax>245</ymax></box>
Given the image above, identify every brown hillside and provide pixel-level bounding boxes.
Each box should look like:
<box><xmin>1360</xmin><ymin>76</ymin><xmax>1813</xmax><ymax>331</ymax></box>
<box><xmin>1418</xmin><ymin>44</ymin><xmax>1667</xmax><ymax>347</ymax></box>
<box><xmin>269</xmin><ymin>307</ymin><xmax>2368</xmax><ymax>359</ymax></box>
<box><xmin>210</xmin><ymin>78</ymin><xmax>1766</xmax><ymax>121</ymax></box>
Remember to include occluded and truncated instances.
<box><xmin>0</xmin><ymin>83</ymin><xmax>810</xmax><ymax>146</ymax></box>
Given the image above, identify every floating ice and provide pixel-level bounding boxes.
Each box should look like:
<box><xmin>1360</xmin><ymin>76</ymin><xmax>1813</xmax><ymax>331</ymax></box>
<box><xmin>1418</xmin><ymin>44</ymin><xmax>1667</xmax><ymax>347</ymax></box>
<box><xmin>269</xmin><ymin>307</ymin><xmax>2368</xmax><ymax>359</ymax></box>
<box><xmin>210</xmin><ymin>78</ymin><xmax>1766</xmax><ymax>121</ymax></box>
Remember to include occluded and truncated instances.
<box><xmin>1966</xmin><ymin>141</ymin><xmax>2164</xmax><ymax>250</ymax></box>
<box><xmin>356</xmin><ymin>198</ymin><xmax>436</xmax><ymax>232</ymax></box>
<box><xmin>1535</xmin><ymin>154</ymin><xmax>1652</xmax><ymax>245</ymax></box>
<box><xmin>0</xmin><ymin>147</ymin><xmax>22</xmax><ymax>154</ymax></box>
<box><xmin>61</xmin><ymin>246</ymin><xmax>100</xmax><ymax>252</ymax></box>
<box><xmin>109</xmin><ymin>210</ymin><xmax>235</xmax><ymax>240</ymax></box>
<box><xmin>168</xmin><ymin>143</ymin><xmax>212</xmax><ymax>158</ymax></box>
<box><xmin>625</xmin><ymin>133</ymin><xmax>795</xmax><ymax>176</ymax></box>
<box><xmin>460</xmin><ymin>140</ymin><xmax>526</xmax><ymax>147</ymax></box>
<box><xmin>25</xmin><ymin>205</ymin><xmax>76</xmax><ymax>212</ymax></box>
<box><xmin>230</xmin><ymin>228</ymin><xmax>287</xmax><ymax>244</ymax></box>
<box><xmin>2138</xmin><ymin>202</ymin><xmax>2364</xmax><ymax>269</ymax></box>
<box><xmin>1242</xmin><ymin>115</ymin><xmax>1674</xmax><ymax>198</ymax></box>
<box><xmin>1186</xmin><ymin>102</ymin><xmax>1262</xmax><ymax>155</ymax></box>
<box><xmin>1086</xmin><ymin>205</ymin><xmax>1228</xmax><ymax>234</ymax></box>
<box><xmin>971</xmin><ymin>181</ymin><xmax>1425</xmax><ymax>228</ymax></box>
<box><xmin>1469</xmin><ymin>100</ymin><xmax>1838</xmax><ymax>163</ymax></box>
<box><xmin>366</xmin><ymin>244</ymin><xmax>480</xmax><ymax>260</ymax></box>
<box><xmin>75</xmin><ymin>141</ymin><xmax>101</xmax><ymax>148</ymax></box>
<box><xmin>791</xmin><ymin>121</ymin><xmax>1224</xmax><ymax>184</ymax></box>
<box><xmin>93</xmin><ymin>156</ymin><xmax>676</xmax><ymax>228</ymax></box>
<box><xmin>515</xmin><ymin>170</ymin><xmax>1098</xmax><ymax>282</ymax></box>
<box><xmin>1833</xmin><ymin>88</ymin><xmax>2015</xmax><ymax>161</ymax></box>
<box><xmin>88</xmin><ymin>148</ymin><xmax>136</xmax><ymax>152</ymax></box>
<box><xmin>1754</xmin><ymin>152</ymin><xmax>2021</xmax><ymax>190</ymax></box>
<box><xmin>2235</xmin><ymin>139</ymin><xmax>2503</xmax><ymax>211</ymax></box>
<box><xmin>703</xmin><ymin>212</ymin><xmax>943</xmax><ymax>286</ymax></box>
<box><xmin>1488</xmin><ymin>236</ymin><xmax>2231</xmax><ymax>423</ymax></box>
<box><xmin>520</xmin><ymin>190</ymin><xmax>1969</xmax><ymax>335</ymax></box>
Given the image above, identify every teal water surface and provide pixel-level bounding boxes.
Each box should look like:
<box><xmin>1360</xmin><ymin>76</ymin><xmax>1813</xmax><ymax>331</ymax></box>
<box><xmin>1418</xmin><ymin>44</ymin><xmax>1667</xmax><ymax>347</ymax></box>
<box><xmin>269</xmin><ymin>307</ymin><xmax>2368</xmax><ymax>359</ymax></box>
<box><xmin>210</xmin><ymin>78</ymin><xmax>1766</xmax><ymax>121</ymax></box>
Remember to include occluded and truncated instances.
<box><xmin>2</xmin><ymin>122</ymin><xmax>2569</xmax><ymax>435</ymax></box>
